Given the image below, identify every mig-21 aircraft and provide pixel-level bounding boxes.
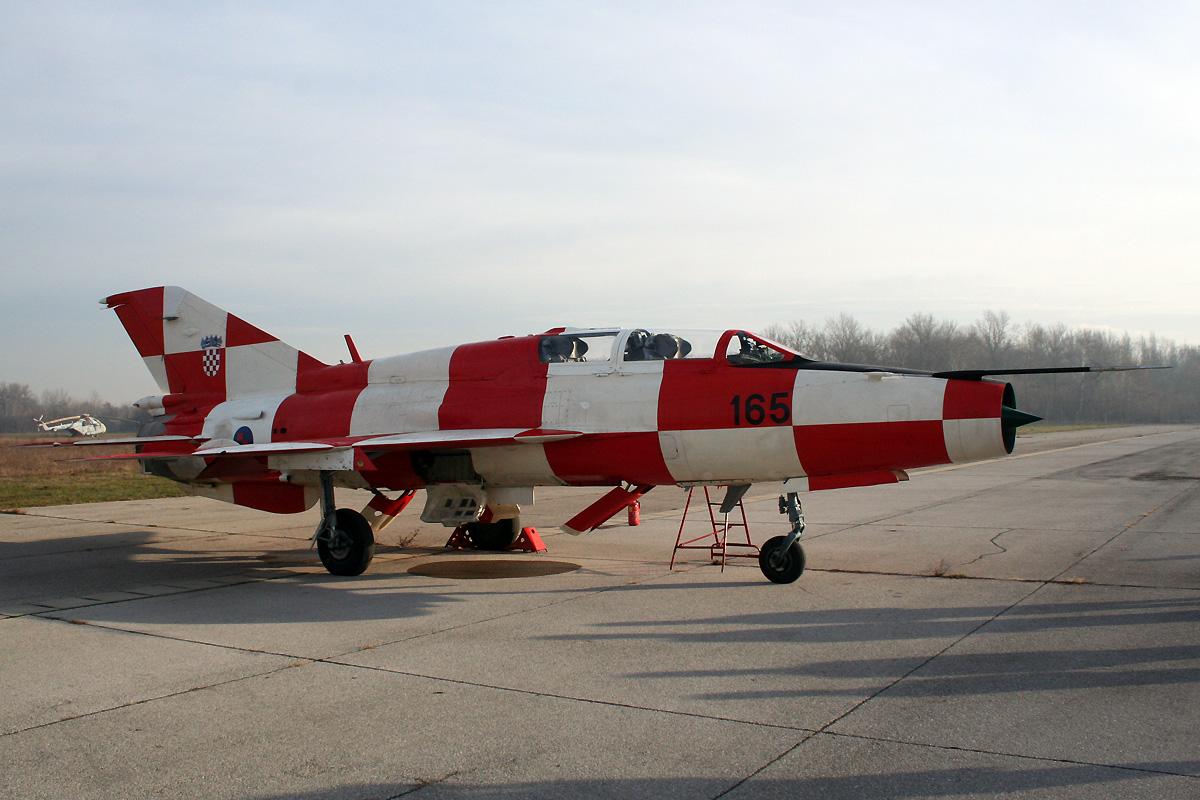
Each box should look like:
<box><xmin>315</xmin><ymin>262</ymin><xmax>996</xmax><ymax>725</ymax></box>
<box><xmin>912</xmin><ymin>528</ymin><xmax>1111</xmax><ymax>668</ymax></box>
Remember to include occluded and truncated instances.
<box><xmin>42</xmin><ymin>286</ymin><xmax>1151</xmax><ymax>583</ymax></box>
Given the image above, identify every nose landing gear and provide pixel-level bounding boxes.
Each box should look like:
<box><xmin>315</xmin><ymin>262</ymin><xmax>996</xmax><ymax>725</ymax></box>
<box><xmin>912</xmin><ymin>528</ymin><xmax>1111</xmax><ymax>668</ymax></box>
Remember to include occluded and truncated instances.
<box><xmin>759</xmin><ymin>492</ymin><xmax>806</xmax><ymax>584</ymax></box>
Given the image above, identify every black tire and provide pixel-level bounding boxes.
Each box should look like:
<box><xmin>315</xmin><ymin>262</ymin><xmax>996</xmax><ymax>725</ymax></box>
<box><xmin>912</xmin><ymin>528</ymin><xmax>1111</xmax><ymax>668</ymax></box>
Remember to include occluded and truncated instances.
<box><xmin>466</xmin><ymin>518</ymin><xmax>520</xmax><ymax>550</ymax></box>
<box><xmin>317</xmin><ymin>508</ymin><xmax>375</xmax><ymax>576</ymax></box>
<box><xmin>758</xmin><ymin>535</ymin><xmax>805</xmax><ymax>584</ymax></box>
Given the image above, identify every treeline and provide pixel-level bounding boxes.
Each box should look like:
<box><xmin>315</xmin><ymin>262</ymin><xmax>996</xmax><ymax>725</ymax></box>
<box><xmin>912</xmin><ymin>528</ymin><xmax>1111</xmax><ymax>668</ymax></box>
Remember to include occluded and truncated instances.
<box><xmin>763</xmin><ymin>311</ymin><xmax>1200</xmax><ymax>424</ymax></box>
<box><xmin>0</xmin><ymin>382</ymin><xmax>151</xmax><ymax>435</ymax></box>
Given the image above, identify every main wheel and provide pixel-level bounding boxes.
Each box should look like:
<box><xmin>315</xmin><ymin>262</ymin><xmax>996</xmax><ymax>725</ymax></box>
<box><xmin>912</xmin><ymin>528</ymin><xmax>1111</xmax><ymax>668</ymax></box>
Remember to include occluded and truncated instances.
<box><xmin>466</xmin><ymin>518</ymin><xmax>520</xmax><ymax>550</ymax></box>
<box><xmin>758</xmin><ymin>536</ymin><xmax>805</xmax><ymax>584</ymax></box>
<box><xmin>318</xmin><ymin>508</ymin><xmax>375</xmax><ymax>576</ymax></box>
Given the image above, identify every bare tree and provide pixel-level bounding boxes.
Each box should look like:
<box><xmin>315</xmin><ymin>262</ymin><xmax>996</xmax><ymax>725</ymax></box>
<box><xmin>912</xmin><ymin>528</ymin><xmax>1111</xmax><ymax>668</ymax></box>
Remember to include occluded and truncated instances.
<box><xmin>970</xmin><ymin>310</ymin><xmax>1013</xmax><ymax>368</ymax></box>
<box><xmin>0</xmin><ymin>383</ymin><xmax>146</xmax><ymax>434</ymax></box>
<box><xmin>888</xmin><ymin>313</ymin><xmax>966</xmax><ymax>371</ymax></box>
<box><xmin>823</xmin><ymin>314</ymin><xmax>887</xmax><ymax>365</ymax></box>
<box><xmin>762</xmin><ymin>320</ymin><xmax>823</xmax><ymax>358</ymax></box>
<box><xmin>0</xmin><ymin>383</ymin><xmax>38</xmax><ymax>430</ymax></box>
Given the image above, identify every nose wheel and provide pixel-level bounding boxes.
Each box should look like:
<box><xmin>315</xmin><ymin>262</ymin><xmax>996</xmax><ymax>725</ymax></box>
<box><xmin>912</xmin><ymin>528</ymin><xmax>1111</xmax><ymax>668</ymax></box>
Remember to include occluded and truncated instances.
<box><xmin>759</xmin><ymin>492</ymin><xmax>806</xmax><ymax>584</ymax></box>
<box><xmin>758</xmin><ymin>535</ymin><xmax>806</xmax><ymax>583</ymax></box>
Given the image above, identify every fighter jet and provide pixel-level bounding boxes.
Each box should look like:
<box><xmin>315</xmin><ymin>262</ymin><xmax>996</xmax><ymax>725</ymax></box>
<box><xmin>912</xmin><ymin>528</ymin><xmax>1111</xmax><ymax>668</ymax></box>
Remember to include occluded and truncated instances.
<box><xmin>48</xmin><ymin>286</ymin><xmax>1151</xmax><ymax>583</ymax></box>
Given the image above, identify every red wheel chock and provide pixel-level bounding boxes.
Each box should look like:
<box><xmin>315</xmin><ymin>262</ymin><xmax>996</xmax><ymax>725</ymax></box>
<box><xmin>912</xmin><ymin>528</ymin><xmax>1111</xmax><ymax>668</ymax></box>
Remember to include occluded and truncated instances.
<box><xmin>509</xmin><ymin>527</ymin><xmax>547</xmax><ymax>553</ymax></box>
<box><xmin>444</xmin><ymin>526</ymin><xmax>474</xmax><ymax>550</ymax></box>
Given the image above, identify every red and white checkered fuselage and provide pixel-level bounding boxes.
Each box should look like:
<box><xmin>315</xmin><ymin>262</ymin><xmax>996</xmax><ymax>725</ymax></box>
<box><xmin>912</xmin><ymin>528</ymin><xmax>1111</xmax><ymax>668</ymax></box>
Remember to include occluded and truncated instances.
<box><xmin>105</xmin><ymin>287</ymin><xmax>1014</xmax><ymax>520</ymax></box>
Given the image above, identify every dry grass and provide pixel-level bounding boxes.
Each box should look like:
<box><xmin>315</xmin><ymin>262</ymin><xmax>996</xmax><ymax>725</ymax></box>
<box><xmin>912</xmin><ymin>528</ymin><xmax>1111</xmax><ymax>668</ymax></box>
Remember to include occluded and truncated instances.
<box><xmin>927</xmin><ymin>559</ymin><xmax>952</xmax><ymax>577</ymax></box>
<box><xmin>1</xmin><ymin>434</ymin><xmax>185</xmax><ymax>509</ymax></box>
<box><xmin>1</xmin><ymin>434</ymin><xmax>148</xmax><ymax>476</ymax></box>
<box><xmin>926</xmin><ymin>559</ymin><xmax>968</xmax><ymax>579</ymax></box>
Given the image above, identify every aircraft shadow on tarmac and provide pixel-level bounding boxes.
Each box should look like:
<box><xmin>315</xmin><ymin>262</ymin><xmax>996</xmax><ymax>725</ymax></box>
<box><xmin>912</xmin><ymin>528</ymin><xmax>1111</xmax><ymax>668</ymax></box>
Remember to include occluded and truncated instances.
<box><xmin>230</xmin><ymin>762</ymin><xmax>1198</xmax><ymax>799</ymax></box>
<box><xmin>3</xmin><ymin>526</ymin><xmax>483</xmax><ymax>622</ymax></box>
<box><xmin>2</xmin><ymin>527</ymin><xmax>166</xmax><ymax>561</ymax></box>
<box><xmin>52</xmin><ymin>573</ymin><xmax>1195</xmax><ymax>707</ymax></box>
<box><xmin>10</xmin><ymin>527</ymin><xmax>1200</xmax><ymax>706</ymax></box>
<box><xmin>543</xmin><ymin>596</ymin><xmax>1200</xmax><ymax>644</ymax></box>
<box><xmin>537</xmin><ymin>597</ymin><xmax>1200</xmax><ymax>701</ymax></box>
<box><xmin>653</xmin><ymin>642</ymin><xmax>1200</xmax><ymax>702</ymax></box>
<box><xmin>4</xmin><ymin>524</ymin><xmax>749</xmax><ymax>624</ymax></box>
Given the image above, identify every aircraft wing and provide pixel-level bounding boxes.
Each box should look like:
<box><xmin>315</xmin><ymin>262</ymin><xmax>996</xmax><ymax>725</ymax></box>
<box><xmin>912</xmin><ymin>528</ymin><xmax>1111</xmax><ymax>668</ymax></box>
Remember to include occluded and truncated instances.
<box><xmin>23</xmin><ymin>435</ymin><xmax>201</xmax><ymax>448</ymax></box>
<box><xmin>62</xmin><ymin>428</ymin><xmax>583</xmax><ymax>463</ymax></box>
<box><xmin>356</xmin><ymin>428</ymin><xmax>582</xmax><ymax>448</ymax></box>
<box><xmin>193</xmin><ymin>428</ymin><xmax>582</xmax><ymax>457</ymax></box>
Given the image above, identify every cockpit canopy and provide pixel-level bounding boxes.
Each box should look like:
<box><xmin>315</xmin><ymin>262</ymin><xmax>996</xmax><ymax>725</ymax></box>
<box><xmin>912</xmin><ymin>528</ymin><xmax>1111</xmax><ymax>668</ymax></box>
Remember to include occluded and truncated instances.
<box><xmin>538</xmin><ymin>328</ymin><xmax>808</xmax><ymax>366</ymax></box>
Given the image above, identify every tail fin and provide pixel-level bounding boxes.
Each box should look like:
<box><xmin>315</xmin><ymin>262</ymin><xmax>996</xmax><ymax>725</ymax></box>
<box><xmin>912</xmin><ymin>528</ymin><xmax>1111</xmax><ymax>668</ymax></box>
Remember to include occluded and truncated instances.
<box><xmin>105</xmin><ymin>286</ymin><xmax>327</xmax><ymax>400</ymax></box>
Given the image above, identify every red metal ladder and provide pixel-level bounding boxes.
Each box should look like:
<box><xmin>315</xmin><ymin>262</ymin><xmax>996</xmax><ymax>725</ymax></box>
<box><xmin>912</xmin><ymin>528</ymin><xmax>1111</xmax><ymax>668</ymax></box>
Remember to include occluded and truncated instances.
<box><xmin>670</xmin><ymin>486</ymin><xmax>758</xmax><ymax>571</ymax></box>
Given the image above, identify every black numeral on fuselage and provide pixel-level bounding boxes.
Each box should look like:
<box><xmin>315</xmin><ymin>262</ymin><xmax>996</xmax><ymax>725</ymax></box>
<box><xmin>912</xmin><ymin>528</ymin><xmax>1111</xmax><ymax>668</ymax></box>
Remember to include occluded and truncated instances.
<box><xmin>730</xmin><ymin>392</ymin><xmax>790</xmax><ymax>426</ymax></box>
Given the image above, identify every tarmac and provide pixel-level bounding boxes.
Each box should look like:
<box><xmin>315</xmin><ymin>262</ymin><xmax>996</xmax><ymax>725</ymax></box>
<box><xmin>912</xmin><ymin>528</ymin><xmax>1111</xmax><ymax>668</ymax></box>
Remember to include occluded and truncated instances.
<box><xmin>2</xmin><ymin>425</ymin><xmax>1199</xmax><ymax>799</ymax></box>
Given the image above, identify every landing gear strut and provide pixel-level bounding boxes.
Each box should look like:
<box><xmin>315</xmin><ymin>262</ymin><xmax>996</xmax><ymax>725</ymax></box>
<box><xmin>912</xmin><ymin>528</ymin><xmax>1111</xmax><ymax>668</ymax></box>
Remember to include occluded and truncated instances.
<box><xmin>759</xmin><ymin>492</ymin><xmax>806</xmax><ymax>584</ymax></box>
<box><xmin>313</xmin><ymin>471</ymin><xmax>374</xmax><ymax>576</ymax></box>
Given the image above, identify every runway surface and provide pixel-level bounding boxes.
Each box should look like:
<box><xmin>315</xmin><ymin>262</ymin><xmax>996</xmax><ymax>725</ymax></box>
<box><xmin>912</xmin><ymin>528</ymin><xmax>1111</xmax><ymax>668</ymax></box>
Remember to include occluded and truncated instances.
<box><xmin>3</xmin><ymin>425</ymin><xmax>1199</xmax><ymax>799</ymax></box>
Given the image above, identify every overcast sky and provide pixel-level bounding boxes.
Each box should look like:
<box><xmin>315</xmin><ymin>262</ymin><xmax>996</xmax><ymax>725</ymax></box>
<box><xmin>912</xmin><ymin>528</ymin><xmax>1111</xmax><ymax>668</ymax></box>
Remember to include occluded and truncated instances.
<box><xmin>3</xmin><ymin>1</ymin><xmax>1197</xmax><ymax>404</ymax></box>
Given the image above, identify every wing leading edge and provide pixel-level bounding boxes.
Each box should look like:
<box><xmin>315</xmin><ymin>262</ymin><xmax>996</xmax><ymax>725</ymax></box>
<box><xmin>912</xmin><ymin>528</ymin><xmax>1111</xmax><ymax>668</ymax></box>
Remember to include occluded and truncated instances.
<box><xmin>55</xmin><ymin>428</ymin><xmax>584</xmax><ymax>462</ymax></box>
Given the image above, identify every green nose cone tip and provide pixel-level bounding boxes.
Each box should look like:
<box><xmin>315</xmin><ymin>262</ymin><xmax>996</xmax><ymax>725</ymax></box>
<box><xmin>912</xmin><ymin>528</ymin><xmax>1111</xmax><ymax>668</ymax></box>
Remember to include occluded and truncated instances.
<box><xmin>1002</xmin><ymin>406</ymin><xmax>1042</xmax><ymax>428</ymax></box>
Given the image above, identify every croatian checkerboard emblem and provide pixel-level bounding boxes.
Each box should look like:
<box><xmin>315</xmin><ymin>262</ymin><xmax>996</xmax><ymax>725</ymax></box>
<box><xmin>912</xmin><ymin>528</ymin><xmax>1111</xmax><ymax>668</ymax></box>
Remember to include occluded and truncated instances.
<box><xmin>201</xmin><ymin>335</ymin><xmax>223</xmax><ymax>377</ymax></box>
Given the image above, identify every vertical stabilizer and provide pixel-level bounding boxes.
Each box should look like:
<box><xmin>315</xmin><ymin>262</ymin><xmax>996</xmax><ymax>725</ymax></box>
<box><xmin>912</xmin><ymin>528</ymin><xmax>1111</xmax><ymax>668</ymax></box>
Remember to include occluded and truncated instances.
<box><xmin>105</xmin><ymin>286</ymin><xmax>327</xmax><ymax>400</ymax></box>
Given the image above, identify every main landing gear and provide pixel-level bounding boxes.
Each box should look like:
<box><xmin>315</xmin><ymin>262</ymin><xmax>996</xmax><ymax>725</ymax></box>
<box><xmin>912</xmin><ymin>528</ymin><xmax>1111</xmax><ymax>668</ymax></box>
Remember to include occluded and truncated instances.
<box><xmin>313</xmin><ymin>471</ymin><xmax>374</xmax><ymax>576</ymax></box>
<box><xmin>759</xmin><ymin>492</ymin><xmax>806</xmax><ymax>584</ymax></box>
<box><xmin>462</xmin><ymin>517</ymin><xmax>521</xmax><ymax>550</ymax></box>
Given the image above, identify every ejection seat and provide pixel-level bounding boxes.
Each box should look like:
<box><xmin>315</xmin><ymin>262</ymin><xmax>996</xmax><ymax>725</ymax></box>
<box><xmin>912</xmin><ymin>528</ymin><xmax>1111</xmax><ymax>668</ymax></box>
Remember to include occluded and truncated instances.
<box><xmin>539</xmin><ymin>335</ymin><xmax>590</xmax><ymax>363</ymax></box>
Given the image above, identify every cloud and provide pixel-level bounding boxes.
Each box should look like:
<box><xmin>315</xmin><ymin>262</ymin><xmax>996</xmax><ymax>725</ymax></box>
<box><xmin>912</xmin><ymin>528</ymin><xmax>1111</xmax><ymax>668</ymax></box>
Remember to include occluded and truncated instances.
<box><xmin>2</xmin><ymin>2</ymin><xmax>1198</xmax><ymax>401</ymax></box>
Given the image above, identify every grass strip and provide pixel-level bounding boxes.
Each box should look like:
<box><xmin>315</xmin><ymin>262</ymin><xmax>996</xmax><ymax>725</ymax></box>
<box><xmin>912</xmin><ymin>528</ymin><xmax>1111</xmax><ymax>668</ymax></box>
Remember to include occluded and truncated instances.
<box><xmin>1</xmin><ymin>472</ymin><xmax>186</xmax><ymax>511</ymax></box>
